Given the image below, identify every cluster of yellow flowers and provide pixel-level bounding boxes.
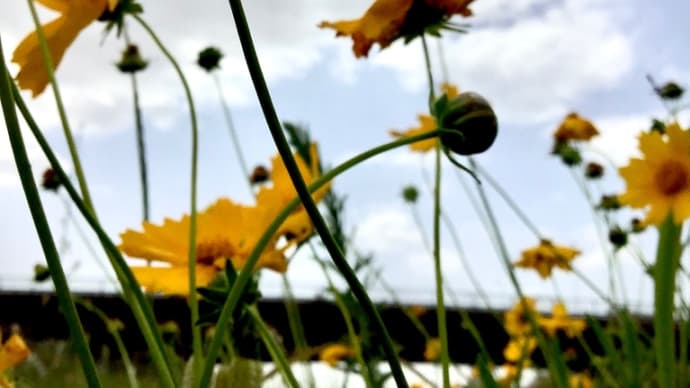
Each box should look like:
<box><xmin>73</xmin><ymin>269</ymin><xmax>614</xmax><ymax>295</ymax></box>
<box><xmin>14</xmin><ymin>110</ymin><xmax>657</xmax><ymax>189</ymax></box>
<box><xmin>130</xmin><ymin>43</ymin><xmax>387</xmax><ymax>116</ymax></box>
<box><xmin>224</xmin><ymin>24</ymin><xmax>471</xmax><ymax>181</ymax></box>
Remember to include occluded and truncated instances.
<box><xmin>118</xmin><ymin>145</ymin><xmax>329</xmax><ymax>294</ymax></box>
<box><xmin>500</xmin><ymin>298</ymin><xmax>587</xmax><ymax>386</ymax></box>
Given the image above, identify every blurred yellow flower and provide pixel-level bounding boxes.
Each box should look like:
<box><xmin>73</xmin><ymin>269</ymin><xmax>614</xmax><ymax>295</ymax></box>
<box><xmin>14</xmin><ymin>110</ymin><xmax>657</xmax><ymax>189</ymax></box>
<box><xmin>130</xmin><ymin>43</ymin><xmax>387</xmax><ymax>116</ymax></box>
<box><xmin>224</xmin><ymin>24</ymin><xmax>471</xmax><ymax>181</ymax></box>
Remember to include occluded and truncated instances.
<box><xmin>119</xmin><ymin>199</ymin><xmax>288</xmax><ymax>295</ymax></box>
<box><xmin>389</xmin><ymin>83</ymin><xmax>459</xmax><ymax>153</ymax></box>
<box><xmin>619</xmin><ymin>123</ymin><xmax>690</xmax><ymax>225</ymax></box>
<box><xmin>569</xmin><ymin>373</ymin><xmax>593</xmax><ymax>388</ymax></box>
<box><xmin>319</xmin><ymin>0</ymin><xmax>474</xmax><ymax>58</ymax></box>
<box><xmin>408</xmin><ymin>305</ymin><xmax>427</xmax><ymax>318</ymax></box>
<box><xmin>119</xmin><ymin>148</ymin><xmax>328</xmax><ymax>295</ymax></box>
<box><xmin>538</xmin><ymin>302</ymin><xmax>586</xmax><ymax>338</ymax></box>
<box><xmin>256</xmin><ymin>143</ymin><xmax>330</xmax><ymax>242</ymax></box>
<box><xmin>503</xmin><ymin>336</ymin><xmax>537</xmax><ymax>363</ymax></box>
<box><xmin>319</xmin><ymin>344</ymin><xmax>355</xmax><ymax>367</ymax></box>
<box><xmin>498</xmin><ymin>364</ymin><xmax>518</xmax><ymax>387</ymax></box>
<box><xmin>0</xmin><ymin>334</ymin><xmax>30</xmax><ymax>379</ymax></box>
<box><xmin>424</xmin><ymin>337</ymin><xmax>441</xmax><ymax>361</ymax></box>
<box><xmin>553</xmin><ymin>113</ymin><xmax>599</xmax><ymax>143</ymax></box>
<box><xmin>504</xmin><ymin>297</ymin><xmax>540</xmax><ymax>337</ymax></box>
<box><xmin>12</xmin><ymin>0</ymin><xmax>119</xmax><ymax>97</ymax></box>
<box><xmin>514</xmin><ymin>240</ymin><xmax>580</xmax><ymax>279</ymax></box>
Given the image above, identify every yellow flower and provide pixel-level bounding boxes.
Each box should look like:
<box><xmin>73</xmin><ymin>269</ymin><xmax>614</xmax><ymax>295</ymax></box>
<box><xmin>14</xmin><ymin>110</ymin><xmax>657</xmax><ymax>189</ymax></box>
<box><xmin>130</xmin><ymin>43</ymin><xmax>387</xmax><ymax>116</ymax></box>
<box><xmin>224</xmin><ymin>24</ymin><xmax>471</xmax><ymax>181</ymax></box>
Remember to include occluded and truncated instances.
<box><xmin>12</xmin><ymin>0</ymin><xmax>119</xmax><ymax>97</ymax></box>
<box><xmin>503</xmin><ymin>336</ymin><xmax>537</xmax><ymax>363</ymax></box>
<box><xmin>0</xmin><ymin>334</ymin><xmax>30</xmax><ymax>375</ymax></box>
<box><xmin>424</xmin><ymin>337</ymin><xmax>441</xmax><ymax>361</ymax></box>
<box><xmin>119</xmin><ymin>148</ymin><xmax>329</xmax><ymax>295</ymax></box>
<box><xmin>569</xmin><ymin>373</ymin><xmax>593</xmax><ymax>388</ymax></box>
<box><xmin>319</xmin><ymin>344</ymin><xmax>355</xmax><ymax>367</ymax></box>
<box><xmin>119</xmin><ymin>199</ymin><xmax>288</xmax><ymax>295</ymax></box>
<box><xmin>619</xmin><ymin>123</ymin><xmax>690</xmax><ymax>225</ymax></box>
<box><xmin>319</xmin><ymin>0</ymin><xmax>474</xmax><ymax>58</ymax></box>
<box><xmin>553</xmin><ymin>113</ymin><xmax>599</xmax><ymax>143</ymax></box>
<box><xmin>538</xmin><ymin>302</ymin><xmax>586</xmax><ymax>338</ymax></box>
<box><xmin>504</xmin><ymin>297</ymin><xmax>540</xmax><ymax>337</ymax></box>
<box><xmin>514</xmin><ymin>240</ymin><xmax>580</xmax><ymax>279</ymax></box>
<box><xmin>389</xmin><ymin>83</ymin><xmax>459</xmax><ymax>153</ymax></box>
<box><xmin>498</xmin><ymin>364</ymin><xmax>518</xmax><ymax>387</ymax></box>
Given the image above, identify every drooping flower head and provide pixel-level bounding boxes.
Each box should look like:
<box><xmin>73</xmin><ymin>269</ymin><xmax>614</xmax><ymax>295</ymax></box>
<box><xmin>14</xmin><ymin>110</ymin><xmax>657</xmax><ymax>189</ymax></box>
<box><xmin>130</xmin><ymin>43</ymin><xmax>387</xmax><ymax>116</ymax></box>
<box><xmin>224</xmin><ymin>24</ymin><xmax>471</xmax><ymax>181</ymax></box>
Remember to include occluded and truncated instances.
<box><xmin>12</xmin><ymin>0</ymin><xmax>119</xmax><ymax>97</ymax></box>
<box><xmin>319</xmin><ymin>0</ymin><xmax>475</xmax><ymax>58</ymax></box>
<box><xmin>619</xmin><ymin>123</ymin><xmax>690</xmax><ymax>225</ymax></box>
<box><xmin>514</xmin><ymin>240</ymin><xmax>580</xmax><ymax>279</ymax></box>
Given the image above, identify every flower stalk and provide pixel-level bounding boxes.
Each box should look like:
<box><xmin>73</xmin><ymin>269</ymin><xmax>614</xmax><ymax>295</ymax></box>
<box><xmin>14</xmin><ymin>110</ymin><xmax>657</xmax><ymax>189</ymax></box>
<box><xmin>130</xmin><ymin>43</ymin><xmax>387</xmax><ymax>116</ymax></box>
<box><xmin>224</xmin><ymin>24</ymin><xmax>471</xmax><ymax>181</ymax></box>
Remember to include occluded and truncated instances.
<box><xmin>0</xmin><ymin>37</ymin><xmax>102</xmax><ymax>388</ymax></box>
<box><xmin>654</xmin><ymin>214</ymin><xmax>683</xmax><ymax>388</ymax></box>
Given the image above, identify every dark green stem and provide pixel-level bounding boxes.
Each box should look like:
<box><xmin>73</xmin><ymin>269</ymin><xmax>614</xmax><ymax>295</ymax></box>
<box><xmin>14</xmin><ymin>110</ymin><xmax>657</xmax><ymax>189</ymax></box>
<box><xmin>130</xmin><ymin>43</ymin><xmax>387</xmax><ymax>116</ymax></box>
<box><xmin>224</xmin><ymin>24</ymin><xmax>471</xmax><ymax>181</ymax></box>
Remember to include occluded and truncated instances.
<box><xmin>11</xmin><ymin>78</ymin><xmax>177</xmax><ymax>388</ymax></box>
<box><xmin>131</xmin><ymin>73</ymin><xmax>150</xmax><ymax>222</ymax></box>
<box><xmin>0</xmin><ymin>38</ymin><xmax>101</xmax><ymax>388</ymax></box>
<box><xmin>224</xmin><ymin>1</ymin><xmax>408</xmax><ymax>386</ymax></box>
<box><xmin>654</xmin><ymin>214</ymin><xmax>682</xmax><ymax>388</ymax></box>
<box><xmin>133</xmin><ymin>15</ymin><xmax>203</xmax><ymax>382</ymax></box>
<box><xmin>248</xmin><ymin>306</ymin><xmax>300</xmax><ymax>388</ymax></box>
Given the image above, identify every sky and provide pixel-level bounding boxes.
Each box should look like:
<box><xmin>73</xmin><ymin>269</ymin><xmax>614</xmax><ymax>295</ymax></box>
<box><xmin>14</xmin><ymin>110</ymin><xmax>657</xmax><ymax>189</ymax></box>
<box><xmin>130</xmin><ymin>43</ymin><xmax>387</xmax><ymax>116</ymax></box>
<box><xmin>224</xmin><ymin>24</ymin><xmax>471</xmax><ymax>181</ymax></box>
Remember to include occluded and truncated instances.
<box><xmin>1</xmin><ymin>0</ymin><xmax>689</xmax><ymax>315</ymax></box>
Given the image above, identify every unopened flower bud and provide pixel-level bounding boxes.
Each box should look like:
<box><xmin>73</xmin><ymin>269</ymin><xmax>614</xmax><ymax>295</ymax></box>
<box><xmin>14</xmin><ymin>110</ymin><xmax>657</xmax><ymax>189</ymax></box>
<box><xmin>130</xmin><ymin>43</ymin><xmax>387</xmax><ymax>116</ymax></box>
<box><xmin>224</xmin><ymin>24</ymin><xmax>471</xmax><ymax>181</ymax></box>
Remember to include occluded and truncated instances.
<box><xmin>597</xmin><ymin>194</ymin><xmax>621</xmax><ymax>211</ymax></box>
<box><xmin>402</xmin><ymin>185</ymin><xmax>419</xmax><ymax>203</ymax></box>
<box><xmin>33</xmin><ymin>264</ymin><xmax>51</xmax><ymax>282</ymax></box>
<box><xmin>585</xmin><ymin>162</ymin><xmax>604</xmax><ymax>179</ymax></box>
<box><xmin>437</xmin><ymin>92</ymin><xmax>498</xmax><ymax>155</ymax></box>
<box><xmin>41</xmin><ymin>168</ymin><xmax>61</xmax><ymax>191</ymax></box>
<box><xmin>116</xmin><ymin>44</ymin><xmax>147</xmax><ymax>73</ymax></box>
<box><xmin>552</xmin><ymin>142</ymin><xmax>581</xmax><ymax>166</ymax></box>
<box><xmin>658</xmin><ymin>82</ymin><xmax>684</xmax><ymax>100</ymax></box>
<box><xmin>631</xmin><ymin>218</ymin><xmax>646</xmax><ymax>233</ymax></box>
<box><xmin>650</xmin><ymin>119</ymin><xmax>666</xmax><ymax>134</ymax></box>
<box><xmin>250</xmin><ymin>165</ymin><xmax>270</xmax><ymax>185</ymax></box>
<box><xmin>608</xmin><ymin>226</ymin><xmax>627</xmax><ymax>249</ymax></box>
<box><xmin>197</xmin><ymin>47</ymin><xmax>223</xmax><ymax>72</ymax></box>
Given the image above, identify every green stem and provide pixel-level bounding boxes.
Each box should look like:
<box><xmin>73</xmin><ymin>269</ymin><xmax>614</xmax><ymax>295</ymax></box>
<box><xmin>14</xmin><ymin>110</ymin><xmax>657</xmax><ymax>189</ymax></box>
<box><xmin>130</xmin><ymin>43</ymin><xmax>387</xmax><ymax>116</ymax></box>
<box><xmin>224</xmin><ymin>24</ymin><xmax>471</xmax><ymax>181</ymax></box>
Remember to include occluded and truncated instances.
<box><xmin>11</xmin><ymin>80</ymin><xmax>177</xmax><ymax>388</ymax></box>
<box><xmin>422</xmin><ymin>31</ymin><xmax>449</xmax><ymax>388</ymax></box>
<box><xmin>281</xmin><ymin>275</ymin><xmax>316</xmax><ymax>388</ymax></box>
<box><xmin>468</xmin><ymin>158</ymin><xmax>569</xmax><ymax>388</ymax></box>
<box><xmin>473</xmin><ymin>162</ymin><xmax>543</xmax><ymax>239</ymax></box>
<box><xmin>78</xmin><ymin>300</ymin><xmax>139</xmax><ymax>388</ymax></box>
<box><xmin>133</xmin><ymin>15</ymin><xmax>203</xmax><ymax>382</ymax></box>
<box><xmin>224</xmin><ymin>1</ymin><xmax>408</xmax><ymax>386</ymax></box>
<box><xmin>433</xmin><ymin>143</ymin><xmax>451</xmax><ymax>388</ymax></box>
<box><xmin>198</xmin><ymin>128</ymin><xmax>442</xmax><ymax>387</ymax></box>
<box><xmin>0</xmin><ymin>38</ymin><xmax>101</xmax><ymax>388</ymax></box>
<box><xmin>212</xmin><ymin>72</ymin><xmax>252</xmax><ymax>196</ymax></box>
<box><xmin>654</xmin><ymin>214</ymin><xmax>682</xmax><ymax>388</ymax></box>
<box><xmin>24</xmin><ymin>0</ymin><xmax>94</xmax><ymax>211</ymax></box>
<box><xmin>248</xmin><ymin>306</ymin><xmax>300</xmax><ymax>388</ymax></box>
<box><xmin>131</xmin><ymin>72</ymin><xmax>150</xmax><ymax>222</ymax></box>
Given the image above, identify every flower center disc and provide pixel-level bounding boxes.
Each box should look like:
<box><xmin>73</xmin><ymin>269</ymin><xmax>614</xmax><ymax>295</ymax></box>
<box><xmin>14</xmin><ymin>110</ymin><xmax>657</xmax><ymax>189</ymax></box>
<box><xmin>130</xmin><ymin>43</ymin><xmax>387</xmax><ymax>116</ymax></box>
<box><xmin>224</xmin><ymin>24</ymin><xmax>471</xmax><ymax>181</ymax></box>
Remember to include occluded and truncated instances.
<box><xmin>656</xmin><ymin>160</ymin><xmax>688</xmax><ymax>196</ymax></box>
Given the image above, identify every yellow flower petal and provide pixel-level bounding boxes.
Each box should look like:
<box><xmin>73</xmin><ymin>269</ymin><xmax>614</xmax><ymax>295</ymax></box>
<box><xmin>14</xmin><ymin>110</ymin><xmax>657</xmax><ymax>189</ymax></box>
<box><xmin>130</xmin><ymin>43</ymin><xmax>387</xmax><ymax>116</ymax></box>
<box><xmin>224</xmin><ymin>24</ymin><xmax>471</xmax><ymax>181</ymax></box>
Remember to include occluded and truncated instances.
<box><xmin>0</xmin><ymin>334</ymin><xmax>30</xmax><ymax>374</ymax></box>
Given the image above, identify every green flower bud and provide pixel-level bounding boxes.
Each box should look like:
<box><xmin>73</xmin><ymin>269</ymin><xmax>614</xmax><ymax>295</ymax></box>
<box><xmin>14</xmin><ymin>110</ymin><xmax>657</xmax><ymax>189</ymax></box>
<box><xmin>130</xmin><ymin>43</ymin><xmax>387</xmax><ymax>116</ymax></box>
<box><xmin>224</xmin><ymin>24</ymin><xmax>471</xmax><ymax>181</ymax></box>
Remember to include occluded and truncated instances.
<box><xmin>197</xmin><ymin>47</ymin><xmax>223</xmax><ymax>72</ymax></box>
<box><xmin>116</xmin><ymin>44</ymin><xmax>148</xmax><ymax>73</ymax></box>
<box><xmin>250</xmin><ymin>165</ymin><xmax>270</xmax><ymax>185</ymax></box>
<box><xmin>608</xmin><ymin>226</ymin><xmax>627</xmax><ymax>249</ymax></box>
<box><xmin>552</xmin><ymin>142</ymin><xmax>581</xmax><ymax>166</ymax></box>
<box><xmin>597</xmin><ymin>194</ymin><xmax>621</xmax><ymax>211</ymax></box>
<box><xmin>402</xmin><ymin>185</ymin><xmax>419</xmax><ymax>203</ymax></box>
<box><xmin>631</xmin><ymin>218</ymin><xmax>646</xmax><ymax>233</ymax></box>
<box><xmin>658</xmin><ymin>81</ymin><xmax>684</xmax><ymax>100</ymax></box>
<box><xmin>650</xmin><ymin>119</ymin><xmax>666</xmax><ymax>134</ymax></box>
<box><xmin>585</xmin><ymin>162</ymin><xmax>604</xmax><ymax>179</ymax></box>
<box><xmin>41</xmin><ymin>168</ymin><xmax>61</xmax><ymax>192</ymax></box>
<box><xmin>33</xmin><ymin>264</ymin><xmax>51</xmax><ymax>282</ymax></box>
<box><xmin>437</xmin><ymin>92</ymin><xmax>498</xmax><ymax>155</ymax></box>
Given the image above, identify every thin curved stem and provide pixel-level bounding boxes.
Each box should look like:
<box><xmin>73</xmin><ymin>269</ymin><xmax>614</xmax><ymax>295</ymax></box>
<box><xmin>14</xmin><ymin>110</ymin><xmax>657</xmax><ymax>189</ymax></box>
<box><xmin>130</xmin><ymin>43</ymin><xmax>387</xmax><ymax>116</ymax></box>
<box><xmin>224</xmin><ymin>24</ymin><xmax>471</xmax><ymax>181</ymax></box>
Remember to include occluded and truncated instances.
<box><xmin>25</xmin><ymin>0</ymin><xmax>94</xmax><ymax>211</ymax></box>
<box><xmin>248</xmin><ymin>306</ymin><xmax>300</xmax><ymax>388</ymax></box>
<box><xmin>212</xmin><ymin>72</ymin><xmax>253</xmax><ymax>196</ymax></box>
<box><xmin>198</xmin><ymin>127</ymin><xmax>443</xmax><ymax>387</ymax></box>
<box><xmin>133</xmin><ymin>15</ymin><xmax>203</xmax><ymax>382</ymax></box>
<box><xmin>11</xmin><ymin>78</ymin><xmax>177</xmax><ymax>388</ymax></box>
<box><xmin>0</xmin><ymin>40</ymin><xmax>101</xmax><ymax>388</ymax></box>
<box><xmin>224</xmin><ymin>1</ymin><xmax>409</xmax><ymax>386</ymax></box>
